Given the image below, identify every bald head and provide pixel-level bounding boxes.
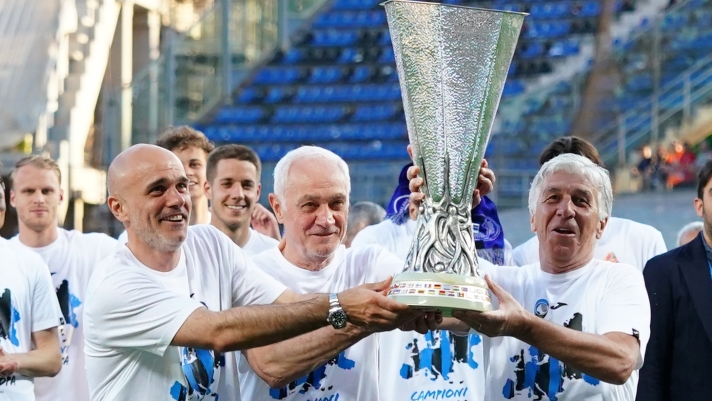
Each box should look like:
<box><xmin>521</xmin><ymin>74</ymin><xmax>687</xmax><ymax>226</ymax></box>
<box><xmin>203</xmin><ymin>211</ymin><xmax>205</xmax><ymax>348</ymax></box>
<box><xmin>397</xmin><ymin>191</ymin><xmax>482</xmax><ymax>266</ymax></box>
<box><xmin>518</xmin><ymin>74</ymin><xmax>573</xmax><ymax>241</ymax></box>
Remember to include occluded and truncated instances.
<box><xmin>108</xmin><ymin>144</ymin><xmax>192</xmax><ymax>253</ymax></box>
<box><xmin>108</xmin><ymin>144</ymin><xmax>183</xmax><ymax>197</ymax></box>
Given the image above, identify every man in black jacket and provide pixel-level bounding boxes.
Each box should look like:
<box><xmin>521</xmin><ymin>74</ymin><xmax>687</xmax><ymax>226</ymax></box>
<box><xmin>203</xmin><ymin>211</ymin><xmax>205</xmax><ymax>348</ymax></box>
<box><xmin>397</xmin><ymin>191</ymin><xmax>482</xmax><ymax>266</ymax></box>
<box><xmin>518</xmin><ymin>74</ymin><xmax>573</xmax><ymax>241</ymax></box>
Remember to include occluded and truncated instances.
<box><xmin>637</xmin><ymin>159</ymin><xmax>712</xmax><ymax>401</ymax></box>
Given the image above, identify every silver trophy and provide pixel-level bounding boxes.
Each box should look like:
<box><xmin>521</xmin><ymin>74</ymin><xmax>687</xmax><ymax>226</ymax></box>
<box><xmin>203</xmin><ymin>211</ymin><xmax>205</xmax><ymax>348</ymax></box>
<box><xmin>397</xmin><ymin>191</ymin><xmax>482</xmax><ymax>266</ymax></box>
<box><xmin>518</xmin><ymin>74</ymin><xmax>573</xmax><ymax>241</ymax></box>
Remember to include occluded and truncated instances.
<box><xmin>383</xmin><ymin>0</ymin><xmax>525</xmax><ymax>315</ymax></box>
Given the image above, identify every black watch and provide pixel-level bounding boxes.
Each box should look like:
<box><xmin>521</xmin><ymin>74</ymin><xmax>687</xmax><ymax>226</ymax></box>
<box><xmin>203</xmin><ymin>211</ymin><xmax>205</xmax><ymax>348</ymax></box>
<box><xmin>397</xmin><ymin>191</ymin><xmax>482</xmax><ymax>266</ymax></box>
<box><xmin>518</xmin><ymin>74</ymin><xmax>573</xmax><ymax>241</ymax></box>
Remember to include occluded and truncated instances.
<box><xmin>327</xmin><ymin>293</ymin><xmax>348</xmax><ymax>329</ymax></box>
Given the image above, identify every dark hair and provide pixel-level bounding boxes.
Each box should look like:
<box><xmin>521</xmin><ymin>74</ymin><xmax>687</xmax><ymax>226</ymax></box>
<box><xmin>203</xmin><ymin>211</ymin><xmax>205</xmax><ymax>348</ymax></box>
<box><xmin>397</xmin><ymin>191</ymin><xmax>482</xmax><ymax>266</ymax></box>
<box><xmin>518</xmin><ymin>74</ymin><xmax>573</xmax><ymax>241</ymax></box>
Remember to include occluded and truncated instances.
<box><xmin>207</xmin><ymin>144</ymin><xmax>262</xmax><ymax>184</ymax></box>
<box><xmin>539</xmin><ymin>136</ymin><xmax>603</xmax><ymax>167</ymax></box>
<box><xmin>156</xmin><ymin>126</ymin><xmax>214</xmax><ymax>154</ymax></box>
<box><xmin>697</xmin><ymin>159</ymin><xmax>712</xmax><ymax>199</ymax></box>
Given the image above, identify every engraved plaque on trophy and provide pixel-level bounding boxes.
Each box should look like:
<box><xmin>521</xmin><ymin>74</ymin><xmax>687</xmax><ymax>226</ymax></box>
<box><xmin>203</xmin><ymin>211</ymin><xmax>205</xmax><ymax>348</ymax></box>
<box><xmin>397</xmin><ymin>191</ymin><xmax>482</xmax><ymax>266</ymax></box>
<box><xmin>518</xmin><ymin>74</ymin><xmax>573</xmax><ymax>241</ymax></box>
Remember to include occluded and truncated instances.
<box><xmin>383</xmin><ymin>0</ymin><xmax>526</xmax><ymax>315</ymax></box>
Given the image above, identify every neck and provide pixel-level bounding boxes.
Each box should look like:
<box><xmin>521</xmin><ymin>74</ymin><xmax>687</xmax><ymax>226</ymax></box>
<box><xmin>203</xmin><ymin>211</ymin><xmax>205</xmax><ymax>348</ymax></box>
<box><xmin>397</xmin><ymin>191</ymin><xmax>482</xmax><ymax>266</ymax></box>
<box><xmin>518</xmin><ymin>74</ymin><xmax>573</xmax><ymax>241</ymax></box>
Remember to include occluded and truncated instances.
<box><xmin>126</xmin><ymin>235</ymin><xmax>181</xmax><ymax>272</ymax></box>
<box><xmin>212</xmin><ymin>217</ymin><xmax>251</xmax><ymax>247</ymax></box>
<box><xmin>190</xmin><ymin>195</ymin><xmax>209</xmax><ymax>225</ymax></box>
<box><xmin>18</xmin><ymin>224</ymin><xmax>59</xmax><ymax>248</ymax></box>
<box><xmin>703</xmin><ymin>228</ymin><xmax>712</xmax><ymax>249</ymax></box>
<box><xmin>279</xmin><ymin>240</ymin><xmax>334</xmax><ymax>272</ymax></box>
<box><xmin>538</xmin><ymin>247</ymin><xmax>593</xmax><ymax>275</ymax></box>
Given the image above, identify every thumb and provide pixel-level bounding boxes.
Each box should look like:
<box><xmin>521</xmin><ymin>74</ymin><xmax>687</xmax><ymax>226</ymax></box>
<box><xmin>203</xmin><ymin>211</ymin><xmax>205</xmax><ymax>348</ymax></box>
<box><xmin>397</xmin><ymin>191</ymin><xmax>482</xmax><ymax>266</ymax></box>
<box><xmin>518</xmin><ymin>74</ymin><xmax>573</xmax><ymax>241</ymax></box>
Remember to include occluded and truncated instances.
<box><xmin>484</xmin><ymin>274</ymin><xmax>507</xmax><ymax>301</ymax></box>
<box><xmin>363</xmin><ymin>276</ymin><xmax>394</xmax><ymax>293</ymax></box>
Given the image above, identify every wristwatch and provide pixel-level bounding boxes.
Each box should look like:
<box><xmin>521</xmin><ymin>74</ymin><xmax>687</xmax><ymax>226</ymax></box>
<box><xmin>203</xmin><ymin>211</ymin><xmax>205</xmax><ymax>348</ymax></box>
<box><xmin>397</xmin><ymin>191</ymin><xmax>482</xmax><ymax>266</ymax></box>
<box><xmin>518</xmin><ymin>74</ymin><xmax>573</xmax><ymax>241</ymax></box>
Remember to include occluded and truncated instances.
<box><xmin>327</xmin><ymin>293</ymin><xmax>348</xmax><ymax>329</ymax></box>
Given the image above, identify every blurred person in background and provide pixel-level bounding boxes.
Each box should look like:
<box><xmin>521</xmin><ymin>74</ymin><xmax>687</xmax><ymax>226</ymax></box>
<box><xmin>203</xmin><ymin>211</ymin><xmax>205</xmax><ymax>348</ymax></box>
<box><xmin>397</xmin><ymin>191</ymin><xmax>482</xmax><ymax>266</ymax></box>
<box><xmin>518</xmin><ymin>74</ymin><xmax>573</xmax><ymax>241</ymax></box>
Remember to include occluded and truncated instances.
<box><xmin>676</xmin><ymin>221</ymin><xmax>703</xmax><ymax>247</ymax></box>
<box><xmin>0</xmin><ymin>173</ymin><xmax>5</xmax><ymax>230</ymax></box>
<box><xmin>632</xmin><ymin>145</ymin><xmax>654</xmax><ymax>191</ymax></box>
<box><xmin>637</xmin><ymin>160</ymin><xmax>712</xmax><ymax>401</ymax></box>
<box><xmin>666</xmin><ymin>141</ymin><xmax>696</xmax><ymax>189</ymax></box>
<box><xmin>8</xmin><ymin>156</ymin><xmax>116</xmax><ymax>401</ymax></box>
<box><xmin>204</xmin><ymin>144</ymin><xmax>279</xmax><ymax>256</ymax></box>
<box><xmin>695</xmin><ymin>140</ymin><xmax>712</xmax><ymax>169</ymax></box>
<box><xmin>513</xmin><ymin>136</ymin><xmax>667</xmax><ymax>270</ymax></box>
<box><xmin>343</xmin><ymin>201</ymin><xmax>385</xmax><ymax>247</ymax></box>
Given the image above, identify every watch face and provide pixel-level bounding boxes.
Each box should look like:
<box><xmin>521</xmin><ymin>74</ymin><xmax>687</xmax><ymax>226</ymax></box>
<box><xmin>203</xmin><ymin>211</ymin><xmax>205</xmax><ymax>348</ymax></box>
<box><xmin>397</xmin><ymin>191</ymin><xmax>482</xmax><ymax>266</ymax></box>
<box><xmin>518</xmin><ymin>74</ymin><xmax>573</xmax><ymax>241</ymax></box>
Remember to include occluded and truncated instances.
<box><xmin>329</xmin><ymin>310</ymin><xmax>348</xmax><ymax>329</ymax></box>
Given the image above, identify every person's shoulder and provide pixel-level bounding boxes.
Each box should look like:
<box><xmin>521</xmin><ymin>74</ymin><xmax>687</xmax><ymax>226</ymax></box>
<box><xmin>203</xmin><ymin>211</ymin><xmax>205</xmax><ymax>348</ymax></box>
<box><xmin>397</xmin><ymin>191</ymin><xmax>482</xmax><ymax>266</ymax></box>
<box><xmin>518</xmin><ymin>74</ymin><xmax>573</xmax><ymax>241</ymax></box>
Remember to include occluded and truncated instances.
<box><xmin>352</xmin><ymin>219</ymin><xmax>396</xmax><ymax>245</ymax></box>
<box><xmin>185</xmin><ymin>224</ymin><xmax>232</xmax><ymax>250</ymax></box>
<box><xmin>1</xmin><ymin>239</ymin><xmax>47</xmax><ymax>274</ymax></box>
<box><xmin>644</xmin><ymin>239</ymin><xmax>695</xmax><ymax>273</ymax></box>
<box><xmin>252</xmin><ymin>229</ymin><xmax>279</xmax><ymax>246</ymax></box>
<box><xmin>249</xmin><ymin>246</ymin><xmax>282</xmax><ymax>268</ymax></box>
<box><xmin>612</xmin><ymin>217</ymin><xmax>663</xmax><ymax>238</ymax></box>
<box><xmin>71</xmin><ymin>230</ymin><xmax>118</xmax><ymax>248</ymax></box>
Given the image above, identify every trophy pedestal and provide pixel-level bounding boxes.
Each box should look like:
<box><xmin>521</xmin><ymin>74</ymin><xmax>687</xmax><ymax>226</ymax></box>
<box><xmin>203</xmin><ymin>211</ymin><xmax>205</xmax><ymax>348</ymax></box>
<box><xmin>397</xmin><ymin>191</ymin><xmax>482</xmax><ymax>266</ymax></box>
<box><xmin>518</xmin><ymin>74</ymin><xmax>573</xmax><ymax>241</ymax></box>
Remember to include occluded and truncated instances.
<box><xmin>387</xmin><ymin>272</ymin><xmax>493</xmax><ymax>317</ymax></box>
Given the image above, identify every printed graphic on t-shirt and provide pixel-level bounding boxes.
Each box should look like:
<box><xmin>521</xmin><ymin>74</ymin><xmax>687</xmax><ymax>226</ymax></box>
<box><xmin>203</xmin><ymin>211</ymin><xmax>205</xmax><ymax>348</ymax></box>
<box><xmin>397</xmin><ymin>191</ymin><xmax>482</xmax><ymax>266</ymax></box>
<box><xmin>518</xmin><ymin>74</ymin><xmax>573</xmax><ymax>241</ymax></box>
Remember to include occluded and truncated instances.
<box><xmin>173</xmin><ymin>347</ymin><xmax>221</xmax><ymax>401</ymax></box>
<box><xmin>268</xmin><ymin>351</ymin><xmax>356</xmax><ymax>400</ymax></box>
<box><xmin>502</xmin><ymin>303</ymin><xmax>599</xmax><ymax>400</ymax></box>
<box><xmin>0</xmin><ymin>289</ymin><xmax>20</xmax><ymax>346</ymax></box>
<box><xmin>55</xmin><ymin>278</ymin><xmax>81</xmax><ymax>366</ymax></box>
<box><xmin>399</xmin><ymin>330</ymin><xmax>481</xmax><ymax>401</ymax></box>
<box><xmin>604</xmin><ymin>252</ymin><xmax>619</xmax><ymax>263</ymax></box>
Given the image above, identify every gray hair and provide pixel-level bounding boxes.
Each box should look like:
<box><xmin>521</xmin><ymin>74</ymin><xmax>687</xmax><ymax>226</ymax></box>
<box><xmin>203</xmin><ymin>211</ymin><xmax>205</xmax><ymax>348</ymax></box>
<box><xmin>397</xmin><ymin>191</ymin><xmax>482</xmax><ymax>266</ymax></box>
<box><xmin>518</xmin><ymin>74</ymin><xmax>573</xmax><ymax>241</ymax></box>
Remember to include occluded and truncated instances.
<box><xmin>273</xmin><ymin>146</ymin><xmax>351</xmax><ymax>203</ymax></box>
<box><xmin>677</xmin><ymin>221</ymin><xmax>703</xmax><ymax>246</ymax></box>
<box><xmin>528</xmin><ymin>153</ymin><xmax>613</xmax><ymax>220</ymax></box>
<box><xmin>347</xmin><ymin>202</ymin><xmax>386</xmax><ymax>233</ymax></box>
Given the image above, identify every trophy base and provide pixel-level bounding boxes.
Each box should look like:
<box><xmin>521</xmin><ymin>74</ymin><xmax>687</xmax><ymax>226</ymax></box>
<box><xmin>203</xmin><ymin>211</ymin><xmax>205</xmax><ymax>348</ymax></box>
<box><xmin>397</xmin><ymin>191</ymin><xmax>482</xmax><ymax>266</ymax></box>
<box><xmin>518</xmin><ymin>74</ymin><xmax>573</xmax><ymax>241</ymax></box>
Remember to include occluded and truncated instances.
<box><xmin>387</xmin><ymin>272</ymin><xmax>493</xmax><ymax>317</ymax></box>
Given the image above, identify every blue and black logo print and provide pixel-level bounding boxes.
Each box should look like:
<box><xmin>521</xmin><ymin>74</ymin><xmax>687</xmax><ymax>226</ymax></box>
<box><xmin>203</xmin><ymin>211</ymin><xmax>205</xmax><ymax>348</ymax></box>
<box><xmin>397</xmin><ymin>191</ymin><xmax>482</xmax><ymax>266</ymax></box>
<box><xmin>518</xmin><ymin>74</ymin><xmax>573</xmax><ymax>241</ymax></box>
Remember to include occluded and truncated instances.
<box><xmin>0</xmin><ymin>289</ymin><xmax>21</xmax><ymax>346</ymax></box>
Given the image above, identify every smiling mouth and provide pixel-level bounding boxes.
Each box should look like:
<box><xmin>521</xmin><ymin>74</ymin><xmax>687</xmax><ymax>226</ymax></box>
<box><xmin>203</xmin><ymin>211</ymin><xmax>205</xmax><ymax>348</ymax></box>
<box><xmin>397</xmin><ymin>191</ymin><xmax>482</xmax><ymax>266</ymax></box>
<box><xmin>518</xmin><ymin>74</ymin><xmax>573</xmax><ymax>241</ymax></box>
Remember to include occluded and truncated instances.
<box><xmin>161</xmin><ymin>214</ymin><xmax>186</xmax><ymax>223</ymax></box>
<box><xmin>225</xmin><ymin>205</ymin><xmax>247</xmax><ymax>210</ymax></box>
<box><xmin>553</xmin><ymin>227</ymin><xmax>576</xmax><ymax>235</ymax></box>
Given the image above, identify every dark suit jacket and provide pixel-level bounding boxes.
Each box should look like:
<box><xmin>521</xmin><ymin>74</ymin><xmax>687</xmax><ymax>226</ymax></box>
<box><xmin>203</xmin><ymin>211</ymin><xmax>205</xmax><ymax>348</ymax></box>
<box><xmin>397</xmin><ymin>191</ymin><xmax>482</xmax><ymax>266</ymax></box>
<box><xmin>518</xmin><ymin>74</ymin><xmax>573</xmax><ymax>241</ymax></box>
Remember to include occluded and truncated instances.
<box><xmin>637</xmin><ymin>233</ymin><xmax>712</xmax><ymax>401</ymax></box>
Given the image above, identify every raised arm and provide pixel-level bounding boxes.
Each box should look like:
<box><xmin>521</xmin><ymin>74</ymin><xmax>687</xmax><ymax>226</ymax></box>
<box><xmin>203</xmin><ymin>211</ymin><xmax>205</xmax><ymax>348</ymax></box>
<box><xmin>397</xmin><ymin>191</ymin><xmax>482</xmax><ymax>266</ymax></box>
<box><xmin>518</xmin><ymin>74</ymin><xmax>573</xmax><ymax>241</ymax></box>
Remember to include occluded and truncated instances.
<box><xmin>454</xmin><ymin>275</ymin><xmax>644</xmax><ymax>385</ymax></box>
<box><xmin>0</xmin><ymin>327</ymin><xmax>61</xmax><ymax>378</ymax></box>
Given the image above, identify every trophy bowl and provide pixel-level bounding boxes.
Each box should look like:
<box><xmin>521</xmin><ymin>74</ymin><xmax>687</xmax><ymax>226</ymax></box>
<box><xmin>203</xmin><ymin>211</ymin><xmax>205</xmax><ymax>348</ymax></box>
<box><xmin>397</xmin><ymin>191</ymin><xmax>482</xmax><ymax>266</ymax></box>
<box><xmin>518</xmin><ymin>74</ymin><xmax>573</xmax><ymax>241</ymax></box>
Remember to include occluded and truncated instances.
<box><xmin>382</xmin><ymin>0</ymin><xmax>526</xmax><ymax>316</ymax></box>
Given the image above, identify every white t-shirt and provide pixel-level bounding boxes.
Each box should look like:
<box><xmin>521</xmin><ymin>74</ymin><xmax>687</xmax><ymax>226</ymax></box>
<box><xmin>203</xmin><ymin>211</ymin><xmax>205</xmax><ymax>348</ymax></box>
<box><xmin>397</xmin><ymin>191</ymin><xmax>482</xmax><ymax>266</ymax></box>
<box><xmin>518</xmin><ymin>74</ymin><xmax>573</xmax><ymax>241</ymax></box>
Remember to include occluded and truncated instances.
<box><xmin>512</xmin><ymin>217</ymin><xmax>667</xmax><ymax>270</ymax></box>
<box><xmin>11</xmin><ymin>229</ymin><xmax>117</xmax><ymax>401</ymax></box>
<box><xmin>84</xmin><ymin>225</ymin><xmax>287</xmax><ymax>401</ymax></box>
<box><xmin>353</xmin><ymin>219</ymin><xmax>488</xmax><ymax>401</ymax></box>
<box><xmin>239</xmin><ymin>245</ymin><xmax>403</xmax><ymax>401</ymax></box>
<box><xmin>481</xmin><ymin>260</ymin><xmax>650</xmax><ymax>401</ymax></box>
<box><xmin>0</xmin><ymin>238</ymin><xmax>62</xmax><ymax>401</ymax></box>
<box><xmin>242</xmin><ymin>228</ymin><xmax>279</xmax><ymax>257</ymax></box>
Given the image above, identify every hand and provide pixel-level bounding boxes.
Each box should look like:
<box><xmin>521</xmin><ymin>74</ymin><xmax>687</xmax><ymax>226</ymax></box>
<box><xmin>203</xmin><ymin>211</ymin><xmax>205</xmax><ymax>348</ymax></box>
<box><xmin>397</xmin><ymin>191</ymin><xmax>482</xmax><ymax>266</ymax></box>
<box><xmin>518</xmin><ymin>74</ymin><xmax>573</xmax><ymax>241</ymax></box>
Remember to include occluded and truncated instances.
<box><xmin>407</xmin><ymin>159</ymin><xmax>495</xmax><ymax>220</ymax></box>
<box><xmin>400</xmin><ymin>310</ymin><xmax>443</xmax><ymax>334</ymax></box>
<box><xmin>0</xmin><ymin>347</ymin><xmax>18</xmax><ymax>376</ymax></box>
<box><xmin>451</xmin><ymin>275</ymin><xmax>529</xmax><ymax>338</ymax></box>
<box><xmin>251</xmin><ymin>204</ymin><xmax>281</xmax><ymax>241</ymax></box>
<box><xmin>337</xmin><ymin>277</ymin><xmax>421</xmax><ymax>333</ymax></box>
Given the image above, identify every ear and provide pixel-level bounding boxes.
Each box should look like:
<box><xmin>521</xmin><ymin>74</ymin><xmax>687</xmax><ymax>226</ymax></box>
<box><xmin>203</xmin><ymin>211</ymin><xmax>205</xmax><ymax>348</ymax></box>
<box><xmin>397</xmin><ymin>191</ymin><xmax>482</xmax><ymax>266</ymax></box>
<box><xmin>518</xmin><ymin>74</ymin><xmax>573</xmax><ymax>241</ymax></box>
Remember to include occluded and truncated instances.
<box><xmin>256</xmin><ymin>183</ymin><xmax>262</xmax><ymax>201</ymax></box>
<box><xmin>529</xmin><ymin>213</ymin><xmax>536</xmax><ymax>233</ymax></box>
<box><xmin>596</xmin><ymin>217</ymin><xmax>609</xmax><ymax>239</ymax></box>
<box><xmin>269</xmin><ymin>193</ymin><xmax>284</xmax><ymax>224</ymax></box>
<box><xmin>58</xmin><ymin>188</ymin><xmax>64</xmax><ymax>204</ymax></box>
<box><xmin>695</xmin><ymin>197</ymin><xmax>704</xmax><ymax>218</ymax></box>
<box><xmin>204</xmin><ymin>181</ymin><xmax>212</xmax><ymax>200</ymax></box>
<box><xmin>107</xmin><ymin>196</ymin><xmax>129</xmax><ymax>224</ymax></box>
<box><xmin>9</xmin><ymin>190</ymin><xmax>15</xmax><ymax>208</ymax></box>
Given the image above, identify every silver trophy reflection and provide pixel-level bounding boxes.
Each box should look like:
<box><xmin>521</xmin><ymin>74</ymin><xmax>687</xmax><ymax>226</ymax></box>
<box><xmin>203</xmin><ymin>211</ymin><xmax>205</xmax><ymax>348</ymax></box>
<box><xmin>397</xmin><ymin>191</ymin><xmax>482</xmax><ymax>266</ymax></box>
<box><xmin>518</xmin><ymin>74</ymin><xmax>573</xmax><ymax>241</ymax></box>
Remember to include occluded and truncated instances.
<box><xmin>383</xmin><ymin>0</ymin><xmax>525</xmax><ymax>315</ymax></box>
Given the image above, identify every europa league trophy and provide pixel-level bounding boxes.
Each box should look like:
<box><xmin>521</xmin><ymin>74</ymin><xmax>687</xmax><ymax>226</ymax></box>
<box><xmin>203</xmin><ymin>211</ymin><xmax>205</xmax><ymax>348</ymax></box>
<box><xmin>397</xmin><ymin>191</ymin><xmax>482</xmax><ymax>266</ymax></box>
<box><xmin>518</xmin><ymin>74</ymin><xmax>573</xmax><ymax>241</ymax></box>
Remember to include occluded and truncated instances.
<box><xmin>383</xmin><ymin>0</ymin><xmax>525</xmax><ymax>315</ymax></box>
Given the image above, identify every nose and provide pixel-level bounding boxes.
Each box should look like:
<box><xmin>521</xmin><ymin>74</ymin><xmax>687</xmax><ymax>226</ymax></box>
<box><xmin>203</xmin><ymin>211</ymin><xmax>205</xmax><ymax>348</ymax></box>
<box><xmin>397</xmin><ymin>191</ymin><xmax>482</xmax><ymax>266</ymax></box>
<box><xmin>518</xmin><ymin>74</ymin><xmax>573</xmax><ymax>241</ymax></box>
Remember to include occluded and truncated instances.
<box><xmin>556</xmin><ymin>196</ymin><xmax>575</xmax><ymax>218</ymax></box>
<box><xmin>315</xmin><ymin>205</ymin><xmax>335</xmax><ymax>227</ymax></box>
<box><xmin>165</xmin><ymin>185</ymin><xmax>187</xmax><ymax>209</ymax></box>
<box><xmin>230</xmin><ymin>184</ymin><xmax>245</xmax><ymax>200</ymax></box>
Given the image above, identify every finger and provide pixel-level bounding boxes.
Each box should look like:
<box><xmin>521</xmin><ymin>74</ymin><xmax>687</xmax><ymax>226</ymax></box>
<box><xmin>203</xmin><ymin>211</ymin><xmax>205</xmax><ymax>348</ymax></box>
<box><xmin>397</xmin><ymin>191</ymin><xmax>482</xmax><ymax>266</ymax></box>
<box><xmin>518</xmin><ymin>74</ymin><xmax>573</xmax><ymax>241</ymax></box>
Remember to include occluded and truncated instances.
<box><xmin>484</xmin><ymin>275</ymin><xmax>510</xmax><ymax>303</ymax></box>
<box><xmin>407</xmin><ymin>144</ymin><xmax>414</xmax><ymax>161</ymax></box>
<box><xmin>376</xmin><ymin>294</ymin><xmax>412</xmax><ymax>313</ymax></box>
<box><xmin>414</xmin><ymin>317</ymin><xmax>429</xmax><ymax>334</ymax></box>
<box><xmin>408</xmin><ymin>176</ymin><xmax>424</xmax><ymax>193</ymax></box>
<box><xmin>424</xmin><ymin>312</ymin><xmax>439</xmax><ymax>331</ymax></box>
<box><xmin>407</xmin><ymin>165</ymin><xmax>420</xmax><ymax>181</ymax></box>
<box><xmin>481</xmin><ymin>159</ymin><xmax>489</xmax><ymax>168</ymax></box>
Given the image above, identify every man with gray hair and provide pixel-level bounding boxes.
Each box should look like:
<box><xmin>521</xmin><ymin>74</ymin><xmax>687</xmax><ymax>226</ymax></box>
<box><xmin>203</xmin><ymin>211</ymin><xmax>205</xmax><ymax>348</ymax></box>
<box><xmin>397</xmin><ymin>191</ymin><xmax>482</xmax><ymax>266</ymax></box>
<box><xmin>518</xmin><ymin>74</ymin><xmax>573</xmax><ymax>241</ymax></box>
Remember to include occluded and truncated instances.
<box><xmin>344</xmin><ymin>201</ymin><xmax>386</xmax><ymax>247</ymax></box>
<box><xmin>238</xmin><ymin>146</ymin><xmax>436</xmax><ymax>401</ymax></box>
<box><xmin>410</xmin><ymin>153</ymin><xmax>651</xmax><ymax>400</ymax></box>
<box><xmin>676</xmin><ymin>221</ymin><xmax>703</xmax><ymax>247</ymax></box>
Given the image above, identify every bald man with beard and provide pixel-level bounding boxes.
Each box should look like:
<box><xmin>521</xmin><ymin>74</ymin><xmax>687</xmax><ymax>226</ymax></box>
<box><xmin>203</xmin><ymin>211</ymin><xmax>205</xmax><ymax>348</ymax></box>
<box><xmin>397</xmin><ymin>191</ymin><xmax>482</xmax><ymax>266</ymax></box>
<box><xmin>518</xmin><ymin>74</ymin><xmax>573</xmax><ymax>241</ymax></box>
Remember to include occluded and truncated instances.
<box><xmin>83</xmin><ymin>144</ymin><xmax>417</xmax><ymax>401</ymax></box>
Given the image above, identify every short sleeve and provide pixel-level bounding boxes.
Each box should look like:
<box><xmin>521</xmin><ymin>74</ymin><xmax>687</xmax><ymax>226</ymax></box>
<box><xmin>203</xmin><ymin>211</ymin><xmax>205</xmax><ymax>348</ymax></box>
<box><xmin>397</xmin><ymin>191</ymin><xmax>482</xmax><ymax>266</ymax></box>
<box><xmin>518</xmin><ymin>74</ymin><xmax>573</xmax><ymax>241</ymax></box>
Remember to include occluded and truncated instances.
<box><xmin>371</xmin><ymin>246</ymin><xmax>406</xmax><ymax>282</ymax></box>
<box><xmin>86</xmin><ymin>271</ymin><xmax>203</xmax><ymax>356</ymax></box>
<box><xmin>596</xmin><ymin>264</ymin><xmax>651</xmax><ymax>368</ymax></box>
<box><xmin>229</xmin><ymin>244</ymin><xmax>287</xmax><ymax>307</ymax></box>
<box><xmin>29</xmin><ymin>255</ymin><xmax>62</xmax><ymax>333</ymax></box>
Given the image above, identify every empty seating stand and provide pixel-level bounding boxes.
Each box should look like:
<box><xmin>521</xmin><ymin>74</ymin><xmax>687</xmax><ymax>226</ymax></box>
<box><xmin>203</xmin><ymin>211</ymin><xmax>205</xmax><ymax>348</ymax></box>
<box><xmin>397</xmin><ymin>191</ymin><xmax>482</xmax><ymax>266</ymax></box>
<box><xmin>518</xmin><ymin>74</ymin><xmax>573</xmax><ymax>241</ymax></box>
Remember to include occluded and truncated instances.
<box><xmin>200</xmin><ymin>0</ymin><xmax>635</xmax><ymax>165</ymax></box>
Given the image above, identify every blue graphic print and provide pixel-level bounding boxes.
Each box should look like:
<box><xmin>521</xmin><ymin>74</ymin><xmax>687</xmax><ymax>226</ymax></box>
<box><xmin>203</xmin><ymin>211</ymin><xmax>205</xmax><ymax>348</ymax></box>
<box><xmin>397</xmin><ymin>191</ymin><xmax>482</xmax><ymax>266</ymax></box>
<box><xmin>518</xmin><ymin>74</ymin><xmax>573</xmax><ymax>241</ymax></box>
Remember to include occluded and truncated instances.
<box><xmin>180</xmin><ymin>347</ymin><xmax>218</xmax><ymax>400</ymax></box>
<box><xmin>399</xmin><ymin>330</ymin><xmax>481</xmax><ymax>381</ymax></box>
<box><xmin>0</xmin><ymin>289</ymin><xmax>21</xmax><ymax>346</ymax></box>
<box><xmin>502</xmin><ymin>312</ymin><xmax>600</xmax><ymax>400</ymax></box>
<box><xmin>56</xmin><ymin>279</ymin><xmax>81</xmax><ymax>328</ymax></box>
<box><xmin>269</xmin><ymin>351</ymin><xmax>355</xmax><ymax>399</ymax></box>
<box><xmin>171</xmin><ymin>381</ymin><xmax>189</xmax><ymax>401</ymax></box>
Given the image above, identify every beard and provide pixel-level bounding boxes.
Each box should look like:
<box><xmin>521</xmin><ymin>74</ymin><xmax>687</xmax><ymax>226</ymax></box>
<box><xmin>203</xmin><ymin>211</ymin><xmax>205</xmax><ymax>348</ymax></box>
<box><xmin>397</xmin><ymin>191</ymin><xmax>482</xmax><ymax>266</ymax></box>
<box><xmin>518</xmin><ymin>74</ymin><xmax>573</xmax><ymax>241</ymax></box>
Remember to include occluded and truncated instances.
<box><xmin>129</xmin><ymin>211</ymin><xmax>185</xmax><ymax>252</ymax></box>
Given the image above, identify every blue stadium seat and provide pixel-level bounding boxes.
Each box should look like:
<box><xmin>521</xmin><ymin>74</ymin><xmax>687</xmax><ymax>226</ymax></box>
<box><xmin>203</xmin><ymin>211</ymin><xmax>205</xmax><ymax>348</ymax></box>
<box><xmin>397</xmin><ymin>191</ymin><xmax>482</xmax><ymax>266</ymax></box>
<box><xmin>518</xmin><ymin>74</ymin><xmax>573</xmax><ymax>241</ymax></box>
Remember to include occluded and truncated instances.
<box><xmin>215</xmin><ymin>107</ymin><xmax>265</xmax><ymax>124</ymax></box>
<box><xmin>253</xmin><ymin>67</ymin><xmax>302</xmax><ymax>84</ymax></box>
<box><xmin>579</xmin><ymin>1</ymin><xmax>601</xmax><ymax>17</ymax></box>
<box><xmin>379</xmin><ymin>47</ymin><xmax>396</xmax><ymax>63</ymax></box>
<box><xmin>352</xmin><ymin>104</ymin><xmax>399</xmax><ymax>121</ymax></box>
<box><xmin>264</xmin><ymin>87</ymin><xmax>290</xmax><ymax>103</ymax></box>
<box><xmin>351</xmin><ymin>66</ymin><xmax>374</xmax><ymax>83</ymax></box>
<box><xmin>281</xmin><ymin>48</ymin><xmax>305</xmax><ymax>64</ymax></box>
<box><xmin>237</xmin><ymin>87</ymin><xmax>259</xmax><ymax>103</ymax></box>
<box><xmin>337</xmin><ymin>48</ymin><xmax>361</xmax><ymax>64</ymax></box>
<box><xmin>311</xmin><ymin>30</ymin><xmax>359</xmax><ymax>47</ymax></box>
<box><xmin>520</xmin><ymin>42</ymin><xmax>544</xmax><ymax>59</ymax></box>
<box><xmin>308</xmin><ymin>66</ymin><xmax>343</xmax><ymax>84</ymax></box>
<box><xmin>272</xmin><ymin>106</ymin><xmax>346</xmax><ymax>123</ymax></box>
<box><xmin>549</xmin><ymin>39</ymin><xmax>580</xmax><ymax>57</ymax></box>
<box><xmin>502</xmin><ymin>80</ymin><xmax>525</xmax><ymax>97</ymax></box>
